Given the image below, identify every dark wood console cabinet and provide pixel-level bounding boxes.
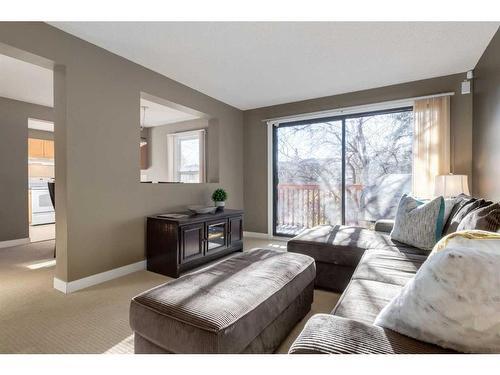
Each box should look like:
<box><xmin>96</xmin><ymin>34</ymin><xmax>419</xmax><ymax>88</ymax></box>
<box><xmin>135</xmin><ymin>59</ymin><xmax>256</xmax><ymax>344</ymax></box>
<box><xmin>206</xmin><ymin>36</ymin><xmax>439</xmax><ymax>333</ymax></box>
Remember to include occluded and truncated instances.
<box><xmin>146</xmin><ymin>209</ymin><xmax>243</xmax><ymax>278</ymax></box>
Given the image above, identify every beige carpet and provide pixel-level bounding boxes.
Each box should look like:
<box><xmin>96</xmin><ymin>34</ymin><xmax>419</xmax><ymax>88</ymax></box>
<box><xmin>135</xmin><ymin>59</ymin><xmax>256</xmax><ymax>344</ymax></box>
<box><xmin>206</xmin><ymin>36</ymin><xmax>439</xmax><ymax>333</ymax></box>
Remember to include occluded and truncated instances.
<box><xmin>0</xmin><ymin>237</ymin><xmax>339</xmax><ymax>354</ymax></box>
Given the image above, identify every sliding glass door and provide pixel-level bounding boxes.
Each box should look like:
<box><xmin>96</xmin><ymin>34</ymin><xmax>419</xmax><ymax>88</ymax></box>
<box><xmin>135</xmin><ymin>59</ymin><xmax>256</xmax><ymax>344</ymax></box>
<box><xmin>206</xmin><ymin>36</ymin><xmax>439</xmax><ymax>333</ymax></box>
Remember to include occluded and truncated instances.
<box><xmin>344</xmin><ymin>110</ymin><xmax>413</xmax><ymax>227</ymax></box>
<box><xmin>274</xmin><ymin>120</ymin><xmax>343</xmax><ymax>236</ymax></box>
<box><xmin>273</xmin><ymin>107</ymin><xmax>413</xmax><ymax>236</ymax></box>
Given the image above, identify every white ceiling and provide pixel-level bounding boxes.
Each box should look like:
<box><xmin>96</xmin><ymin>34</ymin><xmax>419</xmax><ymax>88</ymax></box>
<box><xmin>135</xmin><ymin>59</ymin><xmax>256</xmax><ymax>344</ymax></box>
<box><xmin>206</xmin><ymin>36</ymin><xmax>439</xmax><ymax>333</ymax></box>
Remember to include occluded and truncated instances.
<box><xmin>140</xmin><ymin>98</ymin><xmax>201</xmax><ymax>127</ymax></box>
<box><xmin>0</xmin><ymin>53</ymin><xmax>53</xmax><ymax>107</ymax></box>
<box><xmin>50</xmin><ymin>22</ymin><xmax>498</xmax><ymax>110</ymax></box>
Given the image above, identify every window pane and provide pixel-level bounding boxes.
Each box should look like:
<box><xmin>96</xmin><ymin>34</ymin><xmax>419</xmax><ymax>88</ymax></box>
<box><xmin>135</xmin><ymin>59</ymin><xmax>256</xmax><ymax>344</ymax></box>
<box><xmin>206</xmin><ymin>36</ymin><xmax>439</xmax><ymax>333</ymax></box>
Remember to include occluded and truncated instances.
<box><xmin>179</xmin><ymin>171</ymin><xmax>200</xmax><ymax>183</ymax></box>
<box><xmin>177</xmin><ymin>136</ymin><xmax>200</xmax><ymax>183</ymax></box>
<box><xmin>179</xmin><ymin>137</ymin><xmax>199</xmax><ymax>171</ymax></box>
<box><xmin>345</xmin><ymin>111</ymin><xmax>413</xmax><ymax>228</ymax></box>
<box><xmin>275</xmin><ymin>121</ymin><xmax>342</xmax><ymax>236</ymax></box>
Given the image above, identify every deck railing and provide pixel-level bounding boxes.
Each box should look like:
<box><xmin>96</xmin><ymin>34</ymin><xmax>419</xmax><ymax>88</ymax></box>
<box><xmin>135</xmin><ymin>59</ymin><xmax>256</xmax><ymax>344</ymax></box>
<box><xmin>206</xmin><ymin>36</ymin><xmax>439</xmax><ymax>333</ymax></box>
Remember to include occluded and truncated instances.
<box><xmin>276</xmin><ymin>183</ymin><xmax>340</xmax><ymax>234</ymax></box>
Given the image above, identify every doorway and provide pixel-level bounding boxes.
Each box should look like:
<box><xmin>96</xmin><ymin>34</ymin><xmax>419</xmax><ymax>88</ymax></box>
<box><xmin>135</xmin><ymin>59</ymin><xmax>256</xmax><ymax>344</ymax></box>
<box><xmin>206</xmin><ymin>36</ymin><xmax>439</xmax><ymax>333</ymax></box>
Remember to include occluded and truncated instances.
<box><xmin>28</xmin><ymin>118</ymin><xmax>55</xmax><ymax>243</ymax></box>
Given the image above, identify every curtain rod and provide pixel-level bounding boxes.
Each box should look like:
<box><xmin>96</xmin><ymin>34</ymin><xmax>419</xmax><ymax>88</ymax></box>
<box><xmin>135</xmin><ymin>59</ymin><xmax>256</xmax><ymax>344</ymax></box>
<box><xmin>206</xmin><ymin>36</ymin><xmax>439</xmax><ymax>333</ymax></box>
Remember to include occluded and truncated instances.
<box><xmin>262</xmin><ymin>91</ymin><xmax>455</xmax><ymax>124</ymax></box>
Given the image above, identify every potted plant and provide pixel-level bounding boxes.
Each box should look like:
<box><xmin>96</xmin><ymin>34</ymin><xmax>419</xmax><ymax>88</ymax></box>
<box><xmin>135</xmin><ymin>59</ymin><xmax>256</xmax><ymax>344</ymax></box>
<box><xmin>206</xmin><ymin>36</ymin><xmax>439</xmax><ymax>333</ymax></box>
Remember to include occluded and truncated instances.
<box><xmin>212</xmin><ymin>188</ymin><xmax>227</xmax><ymax>211</ymax></box>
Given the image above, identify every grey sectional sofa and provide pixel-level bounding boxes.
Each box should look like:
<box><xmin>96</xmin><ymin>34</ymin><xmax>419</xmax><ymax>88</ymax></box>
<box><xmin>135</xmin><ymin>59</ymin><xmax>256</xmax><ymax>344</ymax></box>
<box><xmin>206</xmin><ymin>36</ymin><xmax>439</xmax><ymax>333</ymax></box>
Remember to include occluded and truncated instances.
<box><xmin>287</xmin><ymin>221</ymin><xmax>455</xmax><ymax>354</ymax></box>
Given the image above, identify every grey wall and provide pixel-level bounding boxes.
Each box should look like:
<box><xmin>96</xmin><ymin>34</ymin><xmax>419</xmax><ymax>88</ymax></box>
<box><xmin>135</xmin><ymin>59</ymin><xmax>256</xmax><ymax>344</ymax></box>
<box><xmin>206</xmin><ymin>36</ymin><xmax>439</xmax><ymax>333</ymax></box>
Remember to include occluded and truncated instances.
<box><xmin>0</xmin><ymin>96</ymin><xmax>53</xmax><ymax>242</ymax></box>
<box><xmin>143</xmin><ymin>118</ymin><xmax>209</xmax><ymax>182</ymax></box>
<box><xmin>473</xmin><ymin>28</ymin><xmax>500</xmax><ymax>200</ymax></box>
<box><xmin>0</xmin><ymin>22</ymin><xmax>243</xmax><ymax>282</ymax></box>
<box><xmin>243</xmin><ymin>74</ymin><xmax>473</xmax><ymax>233</ymax></box>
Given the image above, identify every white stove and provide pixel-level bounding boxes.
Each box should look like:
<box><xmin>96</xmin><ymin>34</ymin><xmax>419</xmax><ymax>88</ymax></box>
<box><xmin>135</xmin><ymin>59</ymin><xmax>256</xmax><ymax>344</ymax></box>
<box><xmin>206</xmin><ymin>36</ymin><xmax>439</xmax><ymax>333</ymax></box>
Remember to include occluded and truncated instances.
<box><xmin>29</xmin><ymin>178</ymin><xmax>55</xmax><ymax>225</ymax></box>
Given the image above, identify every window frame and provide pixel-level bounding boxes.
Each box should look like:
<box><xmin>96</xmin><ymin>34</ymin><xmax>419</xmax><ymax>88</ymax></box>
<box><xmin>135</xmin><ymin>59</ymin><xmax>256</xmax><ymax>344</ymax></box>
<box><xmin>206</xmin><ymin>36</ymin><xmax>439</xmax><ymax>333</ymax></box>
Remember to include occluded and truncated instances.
<box><xmin>167</xmin><ymin>129</ymin><xmax>206</xmax><ymax>183</ymax></box>
<box><xmin>272</xmin><ymin>106</ymin><xmax>413</xmax><ymax>237</ymax></box>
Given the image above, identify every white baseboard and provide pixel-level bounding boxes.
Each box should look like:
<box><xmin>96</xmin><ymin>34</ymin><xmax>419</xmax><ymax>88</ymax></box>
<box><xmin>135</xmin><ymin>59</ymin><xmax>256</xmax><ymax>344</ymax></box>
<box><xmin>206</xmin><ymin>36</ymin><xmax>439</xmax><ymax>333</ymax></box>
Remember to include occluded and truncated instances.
<box><xmin>243</xmin><ymin>231</ymin><xmax>289</xmax><ymax>242</ymax></box>
<box><xmin>0</xmin><ymin>237</ymin><xmax>30</xmax><ymax>249</ymax></box>
<box><xmin>53</xmin><ymin>260</ymin><xmax>146</xmax><ymax>294</ymax></box>
<box><xmin>243</xmin><ymin>231</ymin><xmax>270</xmax><ymax>239</ymax></box>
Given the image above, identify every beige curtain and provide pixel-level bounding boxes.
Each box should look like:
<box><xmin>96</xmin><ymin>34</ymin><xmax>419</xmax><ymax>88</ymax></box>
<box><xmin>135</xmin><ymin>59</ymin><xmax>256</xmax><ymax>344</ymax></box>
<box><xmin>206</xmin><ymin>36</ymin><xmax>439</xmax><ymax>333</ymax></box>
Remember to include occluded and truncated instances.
<box><xmin>412</xmin><ymin>96</ymin><xmax>451</xmax><ymax>199</ymax></box>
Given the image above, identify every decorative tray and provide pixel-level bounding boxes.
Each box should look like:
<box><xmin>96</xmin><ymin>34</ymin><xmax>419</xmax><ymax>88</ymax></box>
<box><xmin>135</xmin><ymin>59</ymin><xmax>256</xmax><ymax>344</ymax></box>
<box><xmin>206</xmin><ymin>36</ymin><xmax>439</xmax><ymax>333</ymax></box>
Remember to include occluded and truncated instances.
<box><xmin>187</xmin><ymin>205</ymin><xmax>217</xmax><ymax>215</ymax></box>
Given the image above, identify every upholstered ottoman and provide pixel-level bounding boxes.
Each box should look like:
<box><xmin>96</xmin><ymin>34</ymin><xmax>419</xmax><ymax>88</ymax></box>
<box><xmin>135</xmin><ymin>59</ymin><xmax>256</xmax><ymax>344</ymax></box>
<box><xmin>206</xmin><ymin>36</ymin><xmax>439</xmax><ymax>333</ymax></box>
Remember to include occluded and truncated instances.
<box><xmin>129</xmin><ymin>248</ymin><xmax>315</xmax><ymax>353</ymax></box>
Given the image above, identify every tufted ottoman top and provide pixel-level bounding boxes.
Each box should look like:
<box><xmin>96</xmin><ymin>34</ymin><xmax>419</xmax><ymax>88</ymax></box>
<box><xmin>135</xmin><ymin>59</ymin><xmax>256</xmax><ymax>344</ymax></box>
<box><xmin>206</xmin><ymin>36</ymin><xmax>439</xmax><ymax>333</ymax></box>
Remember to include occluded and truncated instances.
<box><xmin>130</xmin><ymin>248</ymin><xmax>315</xmax><ymax>353</ymax></box>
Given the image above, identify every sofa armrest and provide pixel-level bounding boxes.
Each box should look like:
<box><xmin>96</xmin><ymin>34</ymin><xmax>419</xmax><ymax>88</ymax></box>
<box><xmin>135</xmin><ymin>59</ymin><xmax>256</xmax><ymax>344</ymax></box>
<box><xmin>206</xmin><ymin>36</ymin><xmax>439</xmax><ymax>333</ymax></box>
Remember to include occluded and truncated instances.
<box><xmin>374</xmin><ymin>219</ymin><xmax>395</xmax><ymax>233</ymax></box>
<box><xmin>288</xmin><ymin>314</ymin><xmax>453</xmax><ymax>354</ymax></box>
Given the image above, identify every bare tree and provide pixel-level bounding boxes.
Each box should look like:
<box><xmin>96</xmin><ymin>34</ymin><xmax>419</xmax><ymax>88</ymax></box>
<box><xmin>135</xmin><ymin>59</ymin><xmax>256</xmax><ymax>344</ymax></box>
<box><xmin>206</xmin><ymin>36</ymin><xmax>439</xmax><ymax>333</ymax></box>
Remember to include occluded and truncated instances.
<box><xmin>276</xmin><ymin>111</ymin><xmax>413</xmax><ymax>231</ymax></box>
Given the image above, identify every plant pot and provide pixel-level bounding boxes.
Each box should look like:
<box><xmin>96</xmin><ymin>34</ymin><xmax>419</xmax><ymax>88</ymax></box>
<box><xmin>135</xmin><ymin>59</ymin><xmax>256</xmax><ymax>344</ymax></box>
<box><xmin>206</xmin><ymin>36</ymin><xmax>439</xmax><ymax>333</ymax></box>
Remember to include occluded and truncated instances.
<box><xmin>214</xmin><ymin>201</ymin><xmax>225</xmax><ymax>211</ymax></box>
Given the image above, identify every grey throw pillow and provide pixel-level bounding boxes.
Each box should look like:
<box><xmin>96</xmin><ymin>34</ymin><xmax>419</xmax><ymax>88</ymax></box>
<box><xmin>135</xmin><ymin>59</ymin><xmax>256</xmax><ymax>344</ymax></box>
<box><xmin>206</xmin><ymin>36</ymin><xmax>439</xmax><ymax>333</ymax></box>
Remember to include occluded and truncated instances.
<box><xmin>457</xmin><ymin>203</ymin><xmax>500</xmax><ymax>232</ymax></box>
<box><xmin>444</xmin><ymin>199</ymin><xmax>492</xmax><ymax>235</ymax></box>
<box><xmin>390</xmin><ymin>194</ymin><xmax>445</xmax><ymax>250</ymax></box>
<box><xmin>443</xmin><ymin>198</ymin><xmax>458</xmax><ymax>229</ymax></box>
<box><xmin>441</xmin><ymin>196</ymin><xmax>475</xmax><ymax>235</ymax></box>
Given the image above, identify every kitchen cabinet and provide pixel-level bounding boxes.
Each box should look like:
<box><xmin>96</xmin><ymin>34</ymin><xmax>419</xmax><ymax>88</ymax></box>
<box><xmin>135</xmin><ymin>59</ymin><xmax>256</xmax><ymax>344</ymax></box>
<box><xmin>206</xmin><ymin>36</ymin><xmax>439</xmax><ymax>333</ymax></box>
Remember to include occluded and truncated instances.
<box><xmin>44</xmin><ymin>140</ymin><xmax>54</xmax><ymax>158</ymax></box>
<box><xmin>146</xmin><ymin>209</ymin><xmax>243</xmax><ymax>278</ymax></box>
<box><xmin>28</xmin><ymin>138</ymin><xmax>45</xmax><ymax>158</ymax></box>
<box><xmin>28</xmin><ymin>138</ymin><xmax>54</xmax><ymax>159</ymax></box>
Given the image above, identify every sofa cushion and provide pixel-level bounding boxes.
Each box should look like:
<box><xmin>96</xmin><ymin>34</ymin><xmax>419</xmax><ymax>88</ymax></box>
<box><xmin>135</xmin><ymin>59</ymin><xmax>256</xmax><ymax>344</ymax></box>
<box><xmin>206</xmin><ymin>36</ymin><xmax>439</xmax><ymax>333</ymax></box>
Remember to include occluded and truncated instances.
<box><xmin>288</xmin><ymin>225</ymin><xmax>419</xmax><ymax>267</ymax></box>
<box><xmin>288</xmin><ymin>314</ymin><xmax>453</xmax><ymax>354</ymax></box>
<box><xmin>332</xmin><ymin>279</ymin><xmax>402</xmax><ymax>324</ymax></box>
<box><xmin>351</xmin><ymin>249</ymin><xmax>427</xmax><ymax>286</ymax></box>
<box><xmin>130</xmin><ymin>248</ymin><xmax>315</xmax><ymax>353</ymax></box>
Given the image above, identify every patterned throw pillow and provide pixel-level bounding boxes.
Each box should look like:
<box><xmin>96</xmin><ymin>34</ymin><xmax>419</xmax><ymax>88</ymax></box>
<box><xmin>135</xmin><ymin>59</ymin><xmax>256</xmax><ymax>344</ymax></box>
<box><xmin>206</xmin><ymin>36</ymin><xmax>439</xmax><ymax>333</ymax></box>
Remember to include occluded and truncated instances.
<box><xmin>443</xmin><ymin>198</ymin><xmax>492</xmax><ymax>235</ymax></box>
<box><xmin>375</xmin><ymin>231</ymin><xmax>500</xmax><ymax>353</ymax></box>
<box><xmin>390</xmin><ymin>194</ymin><xmax>445</xmax><ymax>251</ymax></box>
<box><xmin>457</xmin><ymin>203</ymin><xmax>500</xmax><ymax>232</ymax></box>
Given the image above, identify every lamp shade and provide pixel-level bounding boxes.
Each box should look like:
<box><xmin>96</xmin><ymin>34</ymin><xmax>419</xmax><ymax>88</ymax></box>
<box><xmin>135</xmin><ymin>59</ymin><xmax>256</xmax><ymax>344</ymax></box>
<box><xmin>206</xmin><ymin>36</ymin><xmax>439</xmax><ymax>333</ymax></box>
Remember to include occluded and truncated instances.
<box><xmin>434</xmin><ymin>174</ymin><xmax>470</xmax><ymax>197</ymax></box>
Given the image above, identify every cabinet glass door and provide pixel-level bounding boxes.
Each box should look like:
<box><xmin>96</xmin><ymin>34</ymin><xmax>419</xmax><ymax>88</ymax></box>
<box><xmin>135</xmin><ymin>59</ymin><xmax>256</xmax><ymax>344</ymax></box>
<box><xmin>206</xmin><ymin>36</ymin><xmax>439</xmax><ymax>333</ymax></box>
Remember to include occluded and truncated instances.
<box><xmin>206</xmin><ymin>221</ymin><xmax>227</xmax><ymax>253</ymax></box>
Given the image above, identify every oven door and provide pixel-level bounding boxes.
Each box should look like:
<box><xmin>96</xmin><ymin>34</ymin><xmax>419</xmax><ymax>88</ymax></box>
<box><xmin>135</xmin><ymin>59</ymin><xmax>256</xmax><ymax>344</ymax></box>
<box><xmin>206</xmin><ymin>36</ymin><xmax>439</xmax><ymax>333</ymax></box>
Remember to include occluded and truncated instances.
<box><xmin>31</xmin><ymin>189</ymin><xmax>55</xmax><ymax>225</ymax></box>
<box><xmin>32</xmin><ymin>189</ymin><xmax>54</xmax><ymax>213</ymax></box>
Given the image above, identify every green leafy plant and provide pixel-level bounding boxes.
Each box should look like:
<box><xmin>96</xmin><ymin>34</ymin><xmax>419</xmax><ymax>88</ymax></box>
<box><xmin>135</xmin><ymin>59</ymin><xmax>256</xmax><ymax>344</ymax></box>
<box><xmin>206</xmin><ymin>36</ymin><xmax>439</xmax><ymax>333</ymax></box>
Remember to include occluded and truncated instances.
<box><xmin>212</xmin><ymin>188</ymin><xmax>227</xmax><ymax>202</ymax></box>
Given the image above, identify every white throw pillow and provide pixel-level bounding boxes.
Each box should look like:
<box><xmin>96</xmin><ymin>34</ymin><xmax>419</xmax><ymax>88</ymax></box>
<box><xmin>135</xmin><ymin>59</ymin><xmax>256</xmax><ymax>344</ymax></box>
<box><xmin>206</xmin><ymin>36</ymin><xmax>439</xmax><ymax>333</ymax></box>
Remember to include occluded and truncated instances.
<box><xmin>375</xmin><ymin>232</ymin><xmax>500</xmax><ymax>353</ymax></box>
